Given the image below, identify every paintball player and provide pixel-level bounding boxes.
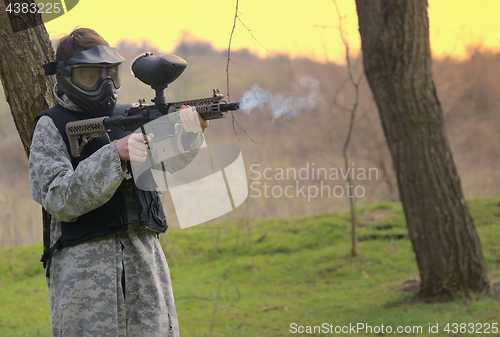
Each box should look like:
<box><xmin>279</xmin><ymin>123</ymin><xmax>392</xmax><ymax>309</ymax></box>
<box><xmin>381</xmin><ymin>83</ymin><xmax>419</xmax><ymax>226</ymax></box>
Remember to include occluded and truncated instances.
<box><xmin>29</xmin><ymin>27</ymin><xmax>207</xmax><ymax>336</ymax></box>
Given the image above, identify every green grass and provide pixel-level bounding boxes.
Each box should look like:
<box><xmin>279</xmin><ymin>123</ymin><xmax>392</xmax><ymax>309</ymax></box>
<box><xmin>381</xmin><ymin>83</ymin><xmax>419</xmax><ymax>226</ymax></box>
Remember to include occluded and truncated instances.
<box><xmin>0</xmin><ymin>243</ymin><xmax>50</xmax><ymax>337</ymax></box>
<box><xmin>1</xmin><ymin>196</ymin><xmax>500</xmax><ymax>336</ymax></box>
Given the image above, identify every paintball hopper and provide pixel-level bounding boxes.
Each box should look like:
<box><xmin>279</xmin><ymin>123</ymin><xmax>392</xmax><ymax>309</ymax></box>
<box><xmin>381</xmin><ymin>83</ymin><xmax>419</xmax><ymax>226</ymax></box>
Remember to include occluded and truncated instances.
<box><xmin>131</xmin><ymin>53</ymin><xmax>187</xmax><ymax>90</ymax></box>
<box><xmin>131</xmin><ymin>53</ymin><xmax>187</xmax><ymax>105</ymax></box>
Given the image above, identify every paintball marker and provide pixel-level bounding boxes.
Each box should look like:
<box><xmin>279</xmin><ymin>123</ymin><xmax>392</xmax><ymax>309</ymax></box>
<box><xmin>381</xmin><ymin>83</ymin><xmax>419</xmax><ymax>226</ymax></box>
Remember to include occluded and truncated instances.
<box><xmin>66</xmin><ymin>53</ymin><xmax>241</xmax><ymax>157</ymax></box>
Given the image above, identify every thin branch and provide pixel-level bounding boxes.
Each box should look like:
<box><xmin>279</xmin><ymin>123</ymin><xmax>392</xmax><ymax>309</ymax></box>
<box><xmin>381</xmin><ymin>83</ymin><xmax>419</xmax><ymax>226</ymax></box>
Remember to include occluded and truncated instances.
<box><xmin>333</xmin><ymin>0</ymin><xmax>361</xmax><ymax>257</ymax></box>
<box><xmin>226</xmin><ymin>0</ymin><xmax>256</xmax><ymax>143</ymax></box>
<box><xmin>226</xmin><ymin>0</ymin><xmax>239</xmax><ymax>103</ymax></box>
<box><xmin>333</xmin><ymin>0</ymin><xmax>355</xmax><ymax>84</ymax></box>
<box><xmin>237</xmin><ymin>12</ymin><xmax>269</xmax><ymax>52</ymax></box>
<box><xmin>330</xmin><ymin>77</ymin><xmax>351</xmax><ymax>112</ymax></box>
<box><xmin>231</xmin><ymin>111</ymin><xmax>257</xmax><ymax>143</ymax></box>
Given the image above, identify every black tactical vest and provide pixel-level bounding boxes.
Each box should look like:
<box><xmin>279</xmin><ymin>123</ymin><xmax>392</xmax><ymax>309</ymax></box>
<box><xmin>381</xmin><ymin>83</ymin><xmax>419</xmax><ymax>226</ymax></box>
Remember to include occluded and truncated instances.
<box><xmin>36</xmin><ymin>104</ymin><xmax>167</xmax><ymax>275</ymax></box>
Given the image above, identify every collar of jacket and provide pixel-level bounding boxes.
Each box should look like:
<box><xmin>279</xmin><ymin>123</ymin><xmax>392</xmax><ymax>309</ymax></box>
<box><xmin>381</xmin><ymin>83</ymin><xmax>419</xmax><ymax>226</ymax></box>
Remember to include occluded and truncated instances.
<box><xmin>53</xmin><ymin>83</ymin><xmax>83</xmax><ymax>112</ymax></box>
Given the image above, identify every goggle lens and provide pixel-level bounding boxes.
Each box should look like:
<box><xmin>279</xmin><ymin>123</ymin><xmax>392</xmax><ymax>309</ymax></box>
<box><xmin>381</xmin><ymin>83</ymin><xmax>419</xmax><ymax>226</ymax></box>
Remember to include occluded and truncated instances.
<box><xmin>70</xmin><ymin>64</ymin><xmax>121</xmax><ymax>91</ymax></box>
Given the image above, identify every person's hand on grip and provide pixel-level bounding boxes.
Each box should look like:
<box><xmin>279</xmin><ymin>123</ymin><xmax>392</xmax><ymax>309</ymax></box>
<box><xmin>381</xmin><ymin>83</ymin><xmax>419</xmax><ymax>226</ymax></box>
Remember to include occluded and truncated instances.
<box><xmin>115</xmin><ymin>133</ymin><xmax>151</xmax><ymax>162</ymax></box>
<box><xmin>179</xmin><ymin>105</ymin><xmax>209</xmax><ymax>132</ymax></box>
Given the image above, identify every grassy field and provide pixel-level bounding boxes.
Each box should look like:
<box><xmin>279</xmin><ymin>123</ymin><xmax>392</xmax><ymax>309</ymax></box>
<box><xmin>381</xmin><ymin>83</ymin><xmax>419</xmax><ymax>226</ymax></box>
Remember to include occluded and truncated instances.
<box><xmin>1</xmin><ymin>196</ymin><xmax>499</xmax><ymax>336</ymax></box>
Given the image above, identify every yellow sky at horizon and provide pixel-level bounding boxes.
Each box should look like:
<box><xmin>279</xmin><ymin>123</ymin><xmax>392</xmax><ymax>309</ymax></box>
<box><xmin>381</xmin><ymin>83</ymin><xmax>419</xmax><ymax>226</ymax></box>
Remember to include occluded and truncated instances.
<box><xmin>43</xmin><ymin>0</ymin><xmax>500</xmax><ymax>64</ymax></box>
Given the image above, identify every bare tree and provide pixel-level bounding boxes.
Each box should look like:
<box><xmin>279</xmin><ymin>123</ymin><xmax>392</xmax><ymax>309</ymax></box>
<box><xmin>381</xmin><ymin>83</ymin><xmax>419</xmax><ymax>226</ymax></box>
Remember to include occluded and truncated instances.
<box><xmin>355</xmin><ymin>0</ymin><xmax>490</xmax><ymax>301</ymax></box>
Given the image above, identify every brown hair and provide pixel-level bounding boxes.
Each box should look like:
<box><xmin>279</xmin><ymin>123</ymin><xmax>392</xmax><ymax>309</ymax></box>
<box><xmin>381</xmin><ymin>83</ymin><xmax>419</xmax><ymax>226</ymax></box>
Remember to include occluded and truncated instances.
<box><xmin>56</xmin><ymin>27</ymin><xmax>109</xmax><ymax>62</ymax></box>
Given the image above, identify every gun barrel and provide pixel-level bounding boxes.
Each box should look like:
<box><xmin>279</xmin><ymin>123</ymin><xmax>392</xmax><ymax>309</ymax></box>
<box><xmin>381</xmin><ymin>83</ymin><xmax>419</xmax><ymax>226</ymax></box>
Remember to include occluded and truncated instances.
<box><xmin>219</xmin><ymin>102</ymin><xmax>240</xmax><ymax>112</ymax></box>
<box><xmin>196</xmin><ymin>101</ymin><xmax>241</xmax><ymax>120</ymax></box>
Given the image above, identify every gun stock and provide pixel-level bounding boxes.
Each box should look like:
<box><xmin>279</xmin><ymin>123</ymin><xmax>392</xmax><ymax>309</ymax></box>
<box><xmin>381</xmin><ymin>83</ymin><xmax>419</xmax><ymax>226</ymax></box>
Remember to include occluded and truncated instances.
<box><xmin>65</xmin><ymin>117</ymin><xmax>108</xmax><ymax>157</ymax></box>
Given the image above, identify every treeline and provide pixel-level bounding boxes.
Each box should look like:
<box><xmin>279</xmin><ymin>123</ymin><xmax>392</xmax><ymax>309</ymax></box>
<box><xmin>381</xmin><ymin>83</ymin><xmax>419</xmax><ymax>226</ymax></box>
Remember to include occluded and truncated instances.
<box><xmin>0</xmin><ymin>39</ymin><xmax>498</xmax><ymax>245</ymax></box>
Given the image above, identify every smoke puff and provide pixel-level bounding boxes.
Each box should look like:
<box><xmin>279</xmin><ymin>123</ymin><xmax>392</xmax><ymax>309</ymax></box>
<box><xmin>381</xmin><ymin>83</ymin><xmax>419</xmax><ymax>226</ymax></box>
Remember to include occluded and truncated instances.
<box><xmin>240</xmin><ymin>77</ymin><xmax>322</xmax><ymax>118</ymax></box>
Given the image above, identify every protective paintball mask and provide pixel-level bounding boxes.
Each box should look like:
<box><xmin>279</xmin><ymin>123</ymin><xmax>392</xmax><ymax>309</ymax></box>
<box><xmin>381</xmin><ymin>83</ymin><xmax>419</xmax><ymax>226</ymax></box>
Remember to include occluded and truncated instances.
<box><xmin>44</xmin><ymin>45</ymin><xmax>126</xmax><ymax>117</ymax></box>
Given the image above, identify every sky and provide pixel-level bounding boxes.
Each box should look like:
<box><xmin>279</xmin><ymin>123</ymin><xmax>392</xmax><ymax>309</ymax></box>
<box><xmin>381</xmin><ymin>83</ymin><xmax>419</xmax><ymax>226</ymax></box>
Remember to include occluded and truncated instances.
<box><xmin>41</xmin><ymin>0</ymin><xmax>500</xmax><ymax>64</ymax></box>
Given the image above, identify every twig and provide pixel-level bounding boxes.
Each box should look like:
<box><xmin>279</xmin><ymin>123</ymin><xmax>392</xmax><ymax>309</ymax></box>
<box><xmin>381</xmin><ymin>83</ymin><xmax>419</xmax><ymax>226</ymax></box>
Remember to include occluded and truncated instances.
<box><xmin>226</xmin><ymin>0</ymin><xmax>241</xmax><ymax>140</ymax></box>
<box><xmin>231</xmin><ymin>111</ymin><xmax>257</xmax><ymax>144</ymax></box>
<box><xmin>226</xmin><ymin>0</ymin><xmax>256</xmax><ymax>143</ymax></box>
<box><xmin>237</xmin><ymin>12</ymin><xmax>269</xmax><ymax>52</ymax></box>
<box><xmin>226</xmin><ymin>0</ymin><xmax>239</xmax><ymax>103</ymax></box>
<box><xmin>333</xmin><ymin>0</ymin><xmax>362</xmax><ymax>257</ymax></box>
<box><xmin>330</xmin><ymin>77</ymin><xmax>351</xmax><ymax>112</ymax></box>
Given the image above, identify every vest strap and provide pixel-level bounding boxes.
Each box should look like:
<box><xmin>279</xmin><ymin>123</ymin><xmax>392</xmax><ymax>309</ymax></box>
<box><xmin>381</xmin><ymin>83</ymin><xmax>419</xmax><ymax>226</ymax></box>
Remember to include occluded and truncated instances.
<box><xmin>43</xmin><ymin>238</ymin><xmax>64</xmax><ymax>278</ymax></box>
<box><xmin>120</xmin><ymin>212</ymin><xmax>150</xmax><ymax>225</ymax></box>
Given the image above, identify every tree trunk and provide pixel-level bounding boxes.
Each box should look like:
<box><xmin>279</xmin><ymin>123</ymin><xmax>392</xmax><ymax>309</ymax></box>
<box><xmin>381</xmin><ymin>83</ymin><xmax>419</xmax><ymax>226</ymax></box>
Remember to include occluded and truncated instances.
<box><xmin>0</xmin><ymin>0</ymin><xmax>56</xmax><ymax>157</ymax></box>
<box><xmin>355</xmin><ymin>0</ymin><xmax>489</xmax><ymax>301</ymax></box>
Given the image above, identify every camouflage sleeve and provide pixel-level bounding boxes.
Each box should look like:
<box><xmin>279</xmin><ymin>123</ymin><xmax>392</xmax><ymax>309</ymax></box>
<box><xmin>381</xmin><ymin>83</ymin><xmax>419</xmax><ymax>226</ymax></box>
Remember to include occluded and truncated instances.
<box><xmin>29</xmin><ymin>116</ymin><xmax>128</xmax><ymax>222</ymax></box>
<box><xmin>162</xmin><ymin>127</ymin><xmax>203</xmax><ymax>174</ymax></box>
<box><xmin>178</xmin><ymin>128</ymin><xmax>204</xmax><ymax>153</ymax></box>
<box><xmin>142</xmin><ymin>122</ymin><xmax>204</xmax><ymax>174</ymax></box>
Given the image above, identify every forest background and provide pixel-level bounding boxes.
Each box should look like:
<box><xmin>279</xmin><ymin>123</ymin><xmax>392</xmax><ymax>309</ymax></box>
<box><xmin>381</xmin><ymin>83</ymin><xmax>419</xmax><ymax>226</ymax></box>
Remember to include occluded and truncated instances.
<box><xmin>0</xmin><ymin>0</ymin><xmax>499</xmax><ymax>247</ymax></box>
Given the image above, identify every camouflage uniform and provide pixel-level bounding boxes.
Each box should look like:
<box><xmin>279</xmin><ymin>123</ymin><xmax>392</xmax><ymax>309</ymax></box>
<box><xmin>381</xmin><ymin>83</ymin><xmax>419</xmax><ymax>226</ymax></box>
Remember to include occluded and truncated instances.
<box><xmin>29</xmin><ymin>93</ymin><xmax>196</xmax><ymax>336</ymax></box>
